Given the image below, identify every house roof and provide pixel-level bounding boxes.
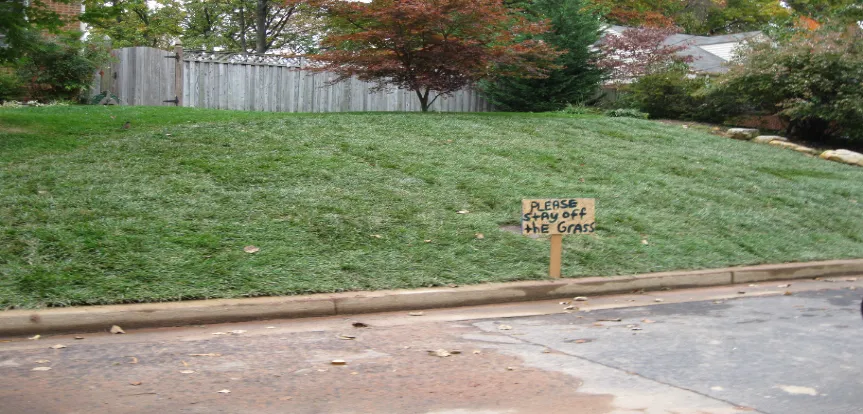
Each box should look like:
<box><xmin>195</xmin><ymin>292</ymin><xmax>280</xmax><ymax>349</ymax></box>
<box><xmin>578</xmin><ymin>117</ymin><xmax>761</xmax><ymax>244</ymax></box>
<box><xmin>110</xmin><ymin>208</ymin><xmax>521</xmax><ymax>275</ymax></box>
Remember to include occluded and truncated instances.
<box><xmin>605</xmin><ymin>25</ymin><xmax>764</xmax><ymax>74</ymax></box>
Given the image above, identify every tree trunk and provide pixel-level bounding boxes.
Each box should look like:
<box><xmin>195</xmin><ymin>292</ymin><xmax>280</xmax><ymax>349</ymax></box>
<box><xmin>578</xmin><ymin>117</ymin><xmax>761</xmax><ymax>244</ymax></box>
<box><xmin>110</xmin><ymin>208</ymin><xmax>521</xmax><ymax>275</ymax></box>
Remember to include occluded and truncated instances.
<box><xmin>256</xmin><ymin>0</ymin><xmax>268</xmax><ymax>53</ymax></box>
<box><xmin>238</xmin><ymin>5</ymin><xmax>248</xmax><ymax>54</ymax></box>
<box><xmin>416</xmin><ymin>89</ymin><xmax>430</xmax><ymax>112</ymax></box>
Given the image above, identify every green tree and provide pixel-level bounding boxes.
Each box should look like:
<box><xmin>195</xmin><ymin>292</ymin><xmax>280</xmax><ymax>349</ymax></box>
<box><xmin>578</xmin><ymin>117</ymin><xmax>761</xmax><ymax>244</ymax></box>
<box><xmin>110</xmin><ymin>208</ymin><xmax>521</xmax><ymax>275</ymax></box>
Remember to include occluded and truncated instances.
<box><xmin>181</xmin><ymin>0</ymin><xmax>324</xmax><ymax>54</ymax></box>
<box><xmin>480</xmin><ymin>0</ymin><xmax>604</xmax><ymax>112</ymax></box>
<box><xmin>0</xmin><ymin>0</ymin><xmax>66</xmax><ymax>63</ymax></box>
<box><xmin>80</xmin><ymin>0</ymin><xmax>185</xmax><ymax>48</ymax></box>
<box><xmin>713</xmin><ymin>25</ymin><xmax>863</xmax><ymax>142</ymax></box>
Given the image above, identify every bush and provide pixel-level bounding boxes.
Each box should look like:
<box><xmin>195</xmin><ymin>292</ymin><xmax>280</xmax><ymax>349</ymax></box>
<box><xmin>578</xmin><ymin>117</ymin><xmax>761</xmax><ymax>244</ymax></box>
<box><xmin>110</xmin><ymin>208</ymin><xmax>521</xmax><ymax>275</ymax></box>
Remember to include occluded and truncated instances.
<box><xmin>15</xmin><ymin>33</ymin><xmax>108</xmax><ymax>102</ymax></box>
<box><xmin>711</xmin><ymin>25</ymin><xmax>863</xmax><ymax>142</ymax></box>
<box><xmin>605</xmin><ymin>108</ymin><xmax>649</xmax><ymax>119</ymax></box>
<box><xmin>558</xmin><ymin>103</ymin><xmax>600</xmax><ymax>115</ymax></box>
<box><xmin>0</xmin><ymin>71</ymin><xmax>24</xmax><ymax>101</ymax></box>
<box><xmin>629</xmin><ymin>68</ymin><xmax>750</xmax><ymax>123</ymax></box>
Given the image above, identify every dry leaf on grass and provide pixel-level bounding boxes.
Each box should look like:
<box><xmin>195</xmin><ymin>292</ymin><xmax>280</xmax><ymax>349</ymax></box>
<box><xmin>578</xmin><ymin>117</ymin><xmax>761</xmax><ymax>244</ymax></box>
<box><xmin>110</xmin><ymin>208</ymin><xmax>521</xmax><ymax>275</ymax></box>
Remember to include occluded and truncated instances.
<box><xmin>474</xmin><ymin>233</ymin><xmax>484</xmax><ymax>239</ymax></box>
<box><xmin>456</xmin><ymin>210</ymin><xmax>470</xmax><ymax>214</ymax></box>
<box><xmin>49</xmin><ymin>344</ymin><xmax>66</xmax><ymax>349</ymax></box>
<box><xmin>472</xmin><ymin>350</ymin><xmax>481</xmax><ymax>355</ymax></box>
<box><xmin>74</xmin><ymin>336</ymin><xmax>84</xmax><ymax>340</ymax></box>
<box><xmin>370</xmin><ymin>234</ymin><xmax>382</xmax><ymax>239</ymax></box>
<box><xmin>428</xmin><ymin>349</ymin><xmax>451</xmax><ymax>357</ymax></box>
<box><xmin>423</xmin><ymin>239</ymin><xmax>432</xmax><ymax>243</ymax></box>
<box><xmin>243</xmin><ymin>245</ymin><xmax>260</xmax><ymax>254</ymax></box>
<box><xmin>31</xmin><ymin>367</ymin><xmax>52</xmax><ymax>371</ymax></box>
<box><xmin>217</xmin><ymin>389</ymin><xmax>231</xmax><ymax>394</ymax></box>
<box><xmin>110</xmin><ymin>325</ymin><xmax>125</xmax><ymax>334</ymax></box>
<box><xmin>129</xmin><ymin>381</ymin><xmax>142</xmax><ymax>386</ymax></box>
<box><xmin>28</xmin><ymin>335</ymin><xmax>40</xmax><ymax>340</ymax></box>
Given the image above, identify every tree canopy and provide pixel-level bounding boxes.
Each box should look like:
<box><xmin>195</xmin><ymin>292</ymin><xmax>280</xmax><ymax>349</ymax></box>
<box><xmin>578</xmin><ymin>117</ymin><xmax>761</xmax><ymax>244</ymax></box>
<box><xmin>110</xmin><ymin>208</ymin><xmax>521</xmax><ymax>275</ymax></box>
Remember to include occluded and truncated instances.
<box><xmin>311</xmin><ymin>0</ymin><xmax>561</xmax><ymax>111</ymax></box>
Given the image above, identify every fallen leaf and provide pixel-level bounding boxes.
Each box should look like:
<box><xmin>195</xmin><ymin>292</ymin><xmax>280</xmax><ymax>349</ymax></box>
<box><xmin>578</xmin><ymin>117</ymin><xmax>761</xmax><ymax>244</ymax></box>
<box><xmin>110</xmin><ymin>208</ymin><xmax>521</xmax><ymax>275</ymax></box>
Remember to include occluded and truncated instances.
<box><xmin>212</xmin><ymin>332</ymin><xmax>228</xmax><ymax>336</ymax></box>
<box><xmin>181</xmin><ymin>360</ymin><xmax>189</xmax><ymax>367</ymax></box>
<box><xmin>474</xmin><ymin>233</ymin><xmax>484</xmax><ymax>239</ymax></box>
<box><xmin>34</xmin><ymin>359</ymin><xmax>50</xmax><ymax>364</ymax></box>
<box><xmin>28</xmin><ymin>335</ymin><xmax>40</xmax><ymax>340</ymax></box>
<box><xmin>31</xmin><ymin>367</ymin><xmax>51</xmax><ymax>371</ymax></box>
<box><xmin>449</xmin><ymin>350</ymin><xmax>462</xmax><ymax>355</ymax></box>
<box><xmin>408</xmin><ymin>311</ymin><xmax>424</xmax><ymax>316</ymax></box>
<box><xmin>456</xmin><ymin>210</ymin><xmax>470</xmax><ymax>214</ymax></box>
<box><xmin>498</xmin><ymin>325</ymin><xmax>512</xmax><ymax>331</ymax></box>
<box><xmin>597</xmin><ymin>318</ymin><xmax>622</xmax><ymax>322</ymax></box>
<box><xmin>110</xmin><ymin>325</ymin><xmax>126</xmax><ymax>334</ymax></box>
<box><xmin>641</xmin><ymin>319</ymin><xmax>656</xmax><ymax>324</ymax></box>
<box><xmin>542</xmin><ymin>349</ymin><xmax>551</xmax><ymax>353</ymax></box>
<box><xmin>641</xmin><ymin>239</ymin><xmax>649</xmax><ymax>245</ymax></box>
<box><xmin>179</xmin><ymin>370</ymin><xmax>195</xmax><ymax>374</ymax></box>
<box><xmin>564</xmin><ymin>305</ymin><xmax>577</xmax><ymax>310</ymax></box>
<box><xmin>370</xmin><ymin>234</ymin><xmax>382</xmax><ymax>239</ymax></box>
<box><xmin>428</xmin><ymin>349</ymin><xmax>451</xmax><ymax>357</ymax></box>
<box><xmin>777</xmin><ymin>284</ymin><xmax>791</xmax><ymax>288</ymax></box>
<box><xmin>593</xmin><ymin>322</ymin><xmax>604</xmax><ymax>327</ymax></box>
<box><xmin>713</xmin><ymin>300</ymin><xmax>724</xmax><ymax>304</ymax></box>
<box><xmin>784</xmin><ymin>291</ymin><xmax>793</xmax><ymax>296</ymax></box>
<box><xmin>338</xmin><ymin>334</ymin><xmax>356</xmax><ymax>340</ymax></box>
<box><xmin>129</xmin><ymin>381</ymin><xmax>142</xmax><ymax>386</ymax></box>
<box><xmin>266</xmin><ymin>326</ymin><xmax>276</xmax><ymax>329</ymax></box>
<box><xmin>331</xmin><ymin>360</ymin><xmax>347</xmax><ymax>365</ymax></box>
<box><xmin>279</xmin><ymin>396</ymin><xmax>293</xmax><ymax>401</ymax></box>
<box><xmin>352</xmin><ymin>322</ymin><xmax>369</xmax><ymax>328</ymax></box>
<box><xmin>748</xmin><ymin>284</ymin><xmax>757</xmax><ymax>287</ymax></box>
<box><xmin>506</xmin><ymin>367</ymin><xmax>515</xmax><ymax>371</ymax></box>
<box><xmin>74</xmin><ymin>336</ymin><xmax>84</xmax><ymax>340</ymax></box>
<box><xmin>472</xmin><ymin>350</ymin><xmax>481</xmax><ymax>355</ymax></box>
<box><xmin>188</xmin><ymin>353</ymin><xmax>221</xmax><ymax>357</ymax></box>
<box><xmin>230</xmin><ymin>330</ymin><xmax>246</xmax><ymax>335</ymax></box>
<box><xmin>217</xmin><ymin>389</ymin><xmax>231</xmax><ymax>394</ymax></box>
<box><xmin>243</xmin><ymin>245</ymin><xmax>260</xmax><ymax>254</ymax></box>
<box><xmin>573</xmin><ymin>296</ymin><xmax>588</xmax><ymax>301</ymax></box>
<box><xmin>575</xmin><ymin>339</ymin><xmax>588</xmax><ymax>344</ymax></box>
<box><xmin>654</xmin><ymin>298</ymin><xmax>664</xmax><ymax>302</ymax></box>
<box><xmin>351</xmin><ymin>372</ymin><xmax>358</xmax><ymax>375</ymax></box>
<box><xmin>49</xmin><ymin>344</ymin><xmax>66</xmax><ymax>349</ymax></box>
<box><xmin>128</xmin><ymin>357</ymin><xmax>138</xmax><ymax>364</ymax></box>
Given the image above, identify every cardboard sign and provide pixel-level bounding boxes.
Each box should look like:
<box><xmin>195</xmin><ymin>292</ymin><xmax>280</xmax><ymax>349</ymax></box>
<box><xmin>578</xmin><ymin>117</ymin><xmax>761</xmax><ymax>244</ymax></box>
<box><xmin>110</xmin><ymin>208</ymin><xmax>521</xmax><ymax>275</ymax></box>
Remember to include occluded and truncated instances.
<box><xmin>522</xmin><ymin>198</ymin><xmax>595</xmax><ymax>235</ymax></box>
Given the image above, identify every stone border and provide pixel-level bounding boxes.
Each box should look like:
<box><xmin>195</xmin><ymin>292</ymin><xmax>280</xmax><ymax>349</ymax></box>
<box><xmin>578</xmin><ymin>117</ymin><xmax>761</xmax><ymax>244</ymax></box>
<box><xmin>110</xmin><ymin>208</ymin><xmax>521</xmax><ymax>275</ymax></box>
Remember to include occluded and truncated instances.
<box><xmin>2</xmin><ymin>259</ymin><xmax>861</xmax><ymax>337</ymax></box>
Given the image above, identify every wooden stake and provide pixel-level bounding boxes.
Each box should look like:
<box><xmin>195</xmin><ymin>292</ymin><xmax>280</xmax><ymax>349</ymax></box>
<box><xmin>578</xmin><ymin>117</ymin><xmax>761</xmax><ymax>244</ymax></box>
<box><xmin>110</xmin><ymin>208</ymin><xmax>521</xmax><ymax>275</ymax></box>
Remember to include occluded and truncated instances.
<box><xmin>549</xmin><ymin>234</ymin><xmax>562</xmax><ymax>279</ymax></box>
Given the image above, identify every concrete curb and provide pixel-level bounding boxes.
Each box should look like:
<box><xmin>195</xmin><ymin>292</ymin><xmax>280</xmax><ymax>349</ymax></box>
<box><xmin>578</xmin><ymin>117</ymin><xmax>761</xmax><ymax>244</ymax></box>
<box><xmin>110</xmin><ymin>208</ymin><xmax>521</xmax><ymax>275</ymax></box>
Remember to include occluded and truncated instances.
<box><xmin>2</xmin><ymin>259</ymin><xmax>862</xmax><ymax>337</ymax></box>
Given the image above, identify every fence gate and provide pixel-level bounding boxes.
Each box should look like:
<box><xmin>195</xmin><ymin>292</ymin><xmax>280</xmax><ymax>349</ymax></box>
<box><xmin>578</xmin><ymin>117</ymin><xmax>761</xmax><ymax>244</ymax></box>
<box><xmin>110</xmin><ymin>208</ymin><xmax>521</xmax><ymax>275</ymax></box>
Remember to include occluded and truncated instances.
<box><xmin>92</xmin><ymin>46</ymin><xmax>179</xmax><ymax>107</ymax></box>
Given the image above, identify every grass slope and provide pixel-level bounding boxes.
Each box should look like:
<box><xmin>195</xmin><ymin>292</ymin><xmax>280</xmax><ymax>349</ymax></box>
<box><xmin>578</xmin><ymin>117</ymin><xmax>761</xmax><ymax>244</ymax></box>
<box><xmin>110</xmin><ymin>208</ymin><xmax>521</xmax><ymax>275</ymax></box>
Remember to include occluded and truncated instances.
<box><xmin>2</xmin><ymin>106</ymin><xmax>863</xmax><ymax>308</ymax></box>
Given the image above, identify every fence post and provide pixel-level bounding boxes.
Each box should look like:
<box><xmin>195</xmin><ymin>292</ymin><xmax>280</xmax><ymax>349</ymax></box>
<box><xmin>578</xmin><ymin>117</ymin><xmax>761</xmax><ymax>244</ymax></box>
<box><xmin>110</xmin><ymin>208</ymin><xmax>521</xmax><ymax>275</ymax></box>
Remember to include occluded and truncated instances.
<box><xmin>174</xmin><ymin>41</ymin><xmax>184</xmax><ymax>107</ymax></box>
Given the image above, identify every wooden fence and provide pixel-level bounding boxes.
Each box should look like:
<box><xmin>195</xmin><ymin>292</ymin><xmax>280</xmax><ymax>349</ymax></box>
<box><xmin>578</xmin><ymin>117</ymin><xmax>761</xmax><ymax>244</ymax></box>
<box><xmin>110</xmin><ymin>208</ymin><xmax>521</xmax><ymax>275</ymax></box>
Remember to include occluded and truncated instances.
<box><xmin>92</xmin><ymin>46</ymin><xmax>493</xmax><ymax>113</ymax></box>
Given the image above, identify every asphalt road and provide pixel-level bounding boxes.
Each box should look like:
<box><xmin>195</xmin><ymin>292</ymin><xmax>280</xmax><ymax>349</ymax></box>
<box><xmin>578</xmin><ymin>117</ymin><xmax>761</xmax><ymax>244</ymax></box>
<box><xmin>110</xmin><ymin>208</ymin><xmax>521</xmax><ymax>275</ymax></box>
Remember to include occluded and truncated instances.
<box><xmin>1</xmin><ymin>278</ymin><xmax>861</xmax><ymax>414</ymax></box>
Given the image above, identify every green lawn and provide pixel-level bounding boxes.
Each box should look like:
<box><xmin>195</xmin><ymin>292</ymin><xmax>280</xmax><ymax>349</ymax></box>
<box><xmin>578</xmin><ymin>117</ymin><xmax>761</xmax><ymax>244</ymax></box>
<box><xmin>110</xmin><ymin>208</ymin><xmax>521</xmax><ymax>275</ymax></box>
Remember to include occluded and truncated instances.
<box><xmin>2</xmin><ymin>106</ymin><xmax>863</xmax><ymax>309</ymax></box>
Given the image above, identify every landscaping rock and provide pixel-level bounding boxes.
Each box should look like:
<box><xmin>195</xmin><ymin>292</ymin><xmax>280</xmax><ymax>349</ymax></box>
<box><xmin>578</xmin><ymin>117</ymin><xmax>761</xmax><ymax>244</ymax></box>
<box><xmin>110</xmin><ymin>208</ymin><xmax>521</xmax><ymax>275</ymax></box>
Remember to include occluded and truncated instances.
<box><xmin>727</xmin><ymin>128</ymin><xmax>759</xmax><ymax>140</ymax></box>
<box><xmin>752</xmin><ymin>135</ymin><xmax>788</xmax><ymax>144</ymax></box>
<box><xmin>768</xmin><ymin>140</ymin><xmax>819</xmax><ymax>155</ymax></box>
<box><xmin>820</xmin><ymin>150</ymin><xmax>863</xmax><ymax>167</ymax></box>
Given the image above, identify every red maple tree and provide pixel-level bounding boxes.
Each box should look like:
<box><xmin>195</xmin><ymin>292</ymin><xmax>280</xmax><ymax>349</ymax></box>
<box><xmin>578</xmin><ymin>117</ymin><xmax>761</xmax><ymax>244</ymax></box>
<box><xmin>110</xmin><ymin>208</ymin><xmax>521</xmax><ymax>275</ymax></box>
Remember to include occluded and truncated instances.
<box><xmin>596</xmin><ymin>26</ymin><xmax>694</xmax><ymax>84</ymax></box>
<box><xmin>309</xmin><ymin>0</ymin><xmax>561</xmax><ymax>111</ymax></box>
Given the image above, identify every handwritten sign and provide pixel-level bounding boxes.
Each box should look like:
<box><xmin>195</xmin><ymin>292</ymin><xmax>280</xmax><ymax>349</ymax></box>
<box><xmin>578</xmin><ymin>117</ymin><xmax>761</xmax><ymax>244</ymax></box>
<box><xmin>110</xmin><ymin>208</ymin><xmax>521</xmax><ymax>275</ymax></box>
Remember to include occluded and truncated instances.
<box><xmin>522</xmin><ymin>198</ymin><xmax>595</xmax><ymax>235</ymax></box>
